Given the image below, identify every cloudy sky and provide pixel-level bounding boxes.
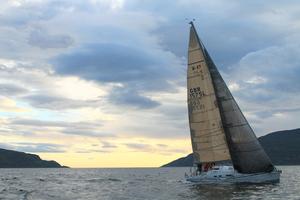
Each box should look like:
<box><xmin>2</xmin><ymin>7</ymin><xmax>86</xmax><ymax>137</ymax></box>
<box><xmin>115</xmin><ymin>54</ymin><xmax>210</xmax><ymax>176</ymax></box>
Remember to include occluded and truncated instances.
<box><xmin>0</xmin><ymin>0</ymin><xmax>299</xmax><ymax>167</ymax></box>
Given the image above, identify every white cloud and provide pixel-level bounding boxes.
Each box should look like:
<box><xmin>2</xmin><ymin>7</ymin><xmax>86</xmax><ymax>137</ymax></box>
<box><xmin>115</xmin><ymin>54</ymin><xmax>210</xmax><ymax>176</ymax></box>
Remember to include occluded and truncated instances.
<box><xmin>245</xmin><ymin>76</ymin><xmax>268</xmax><ymax>85</ymax></box>
<box><xmin>228</xmin><ymin>82</ymin><xmax>240</xmax><ymax>92</ymax></box>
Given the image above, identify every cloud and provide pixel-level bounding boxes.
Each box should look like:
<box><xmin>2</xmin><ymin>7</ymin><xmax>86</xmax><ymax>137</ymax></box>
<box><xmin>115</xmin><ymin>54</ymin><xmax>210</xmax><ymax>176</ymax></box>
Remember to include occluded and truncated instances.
<box><xmin>10</xmin><ymin>118</ymin><xmax>114</xmax><ymax>138</ymax></box>
<box><xmin>0</xmin><ymin>97</ymin><xmax>29</xmax><ymax>113</ymax></box>
<box><xmin>53</xmin><ymin>42</ymin><xmax>182</xmax><ymax>80</ymax></box>
<box><xmin>124</xmin><ymin>142</ymin><xmax>188</xmax><ymax>154</ymax></box>
<box><xmin>229</xmin><ymin>44</ymin><xmax>300</xmax><ymax>103</ymax></box>
<box><xmin>0</xmin><ymin>0</ymin><xmax>91</xmax><ymax>27</ymax></box>
<box><xmin>0</xmin><ymin>61</ymin><xmax>109</xmax><ymax>111</ymax></box>
<box><xmin>28</xmin><ymin>28</ymin><xmax>74</xmax><ymax>49</ymax></box>
<box><xmin>53</xmin><ymin>40</ymin><xmax>182</xmax><ymax>109</ymax></box>
<box><xmin>74</xmin><ymin>141</ymin><xmax>117</xmax><ymax>153</ymax></box>
<box><xmin>61</xmin><ymin>128</ymin><xmax>113</xmax><ymax>137</ymax></box>
<box><xmin>222</xmin><ymin>44</ymin><xmax>300</xmax><ymax>135</ymax></box>
<box><xmin>54</xmin><ymin>43</ymin><xmax>163</xmax><ymax>83</ymax></box>
<box><xmin>107</xmin><ymin>87</ymin><xmax>160</xmax><ymax>109</ymax></box>
<box><xmin>156</xmin><ymin>144</ymin><xmax>168</xmax><ymax>148</ymax></box>
<box><xmin>75</xmin><ymin>149</ymin><xmax>112</xmax><ymax>153</ymax></box>
<box><xmin>0</xmin><ymin>83</ymin><xmax>28</xmax><ymax>96</ymax></box>
<box><xmin>124</xmin><ymin>0</ymin><xmax>300</xmax><ymax>69</ymax></box>
<box><xmin>11</xmin><ymin>118</ymin><xmax>71</xmax><ymax>127</ymax></box>
<box><xmin>22</xmin><ymin>94</ymin><xmax>101</xmax><ymax>110</ymax></box>
<box><xmin>0</xmin><ymin>142</ymin><xmax>66</xmax><ymax>153</ymax></box>
<box><xmin>125</xmin><ymin>143</ymin><xmax>151</xmax><ymax>151</ymax></box>
<box><xmin>0</xmin><ymin>1</ymin><xmax>184</xmax><ymax>110</ymax></box>
<box><xmin>0</xmin><ymin>0</ymin><xmax>300</xmax><ymax>166</ymax></box>
<box><xmin>253</xmin><ymin>107</ymin><xmax>300</xmax><ymax>119</ymax></box>
<box><xmin>101</xmin><ymin>141</ymin><xmax>117</xmax><ymax>148</ymax></box>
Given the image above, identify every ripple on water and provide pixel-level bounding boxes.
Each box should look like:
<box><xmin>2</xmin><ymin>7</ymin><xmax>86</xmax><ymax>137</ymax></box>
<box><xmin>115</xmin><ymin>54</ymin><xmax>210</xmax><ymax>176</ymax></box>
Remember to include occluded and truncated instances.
<box><xmin>0</xmin><ymin>166</ymin><xmax>299</xmax><ymax>200</ymax></box>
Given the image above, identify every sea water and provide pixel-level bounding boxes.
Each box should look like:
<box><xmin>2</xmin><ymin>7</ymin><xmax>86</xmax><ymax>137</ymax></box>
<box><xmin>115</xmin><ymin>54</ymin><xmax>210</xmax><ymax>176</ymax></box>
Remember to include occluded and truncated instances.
<box><xmin>0</xmin><ymin>166</ymin><xmax>299</xmax><ymax>200</ymax></box>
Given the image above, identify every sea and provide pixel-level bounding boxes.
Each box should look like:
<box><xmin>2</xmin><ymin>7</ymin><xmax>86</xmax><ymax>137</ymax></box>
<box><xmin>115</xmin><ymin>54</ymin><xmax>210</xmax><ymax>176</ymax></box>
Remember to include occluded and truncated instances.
<box><xmin>0</xmin><ymin>166</ymin><xmax>299</xmax><ymax>200</ymax></box>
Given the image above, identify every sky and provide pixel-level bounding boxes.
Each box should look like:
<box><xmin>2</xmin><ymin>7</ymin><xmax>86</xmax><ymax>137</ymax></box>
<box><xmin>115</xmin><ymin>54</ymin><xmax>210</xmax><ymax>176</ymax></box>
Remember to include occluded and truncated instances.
<box><xmin>0</xmin><ymin>0</ymin><xmax>300</xmax><ymax>168</ymax></box>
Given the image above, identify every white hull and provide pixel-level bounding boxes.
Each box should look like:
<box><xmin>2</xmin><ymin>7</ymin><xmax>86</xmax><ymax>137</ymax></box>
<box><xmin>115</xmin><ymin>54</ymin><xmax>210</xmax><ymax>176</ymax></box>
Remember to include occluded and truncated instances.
<box><xmin>186</xmin><ymin>166</ymin><xmax>281</xmax><ymax>184</ymax></box>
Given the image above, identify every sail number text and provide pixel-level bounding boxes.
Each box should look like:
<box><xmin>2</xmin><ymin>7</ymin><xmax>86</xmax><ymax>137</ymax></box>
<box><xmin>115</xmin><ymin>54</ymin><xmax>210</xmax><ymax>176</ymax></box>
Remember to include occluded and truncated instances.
<box><xmin>189</xmin><ymin>87</ymin><xmax>205</xmax><ymax>111</ymax></box>
<box><xmin>189</xmin><ymin>87</ymin><xmax>205</xmax><ymax>98</ymax></box>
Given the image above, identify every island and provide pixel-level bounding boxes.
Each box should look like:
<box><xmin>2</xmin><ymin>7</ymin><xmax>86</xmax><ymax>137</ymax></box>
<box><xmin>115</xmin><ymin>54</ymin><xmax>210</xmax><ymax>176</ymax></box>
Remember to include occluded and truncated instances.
<box><xmin>0</xmin><ymin>148</ymin><xmax>67</xmax><ymax>168</ymax></box>
<box><xmin>162</xmin><ymin>128</ymin><xmax>300</xmax><ymax>167</ymax></box>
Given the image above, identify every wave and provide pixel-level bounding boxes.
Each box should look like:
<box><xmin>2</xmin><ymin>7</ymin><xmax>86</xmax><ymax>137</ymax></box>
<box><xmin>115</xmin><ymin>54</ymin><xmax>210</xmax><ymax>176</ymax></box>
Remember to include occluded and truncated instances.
<box><xmin>86</xmin><ymin>178</ymin><xmax>122</xmax><ymax>183</ymax></box>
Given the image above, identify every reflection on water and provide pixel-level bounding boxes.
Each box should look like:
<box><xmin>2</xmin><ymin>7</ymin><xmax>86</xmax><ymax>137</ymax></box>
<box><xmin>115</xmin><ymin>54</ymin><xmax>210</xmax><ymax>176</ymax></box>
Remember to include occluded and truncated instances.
<box><xmin>189</xmin><ymin>183</ymin><xmax>280</xmax><ymax>200</ymax></box>
<box><xmin>186</xmin><ymin>166</ymin><xmax>300</xmax><ymax>200</ymax></box>
<box><xmin>0</xmin><ymin>166</ymin><xmax>299</xmax><ymax>200</ymax></box>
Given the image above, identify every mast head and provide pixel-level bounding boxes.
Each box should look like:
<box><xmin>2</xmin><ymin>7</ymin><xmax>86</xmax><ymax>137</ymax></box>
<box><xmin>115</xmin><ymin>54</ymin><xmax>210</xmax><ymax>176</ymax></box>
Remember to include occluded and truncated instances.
<box><xmin>186</xmin><ymin>18</ymin><xmax>195</xmax><ymax>26</ymax></box>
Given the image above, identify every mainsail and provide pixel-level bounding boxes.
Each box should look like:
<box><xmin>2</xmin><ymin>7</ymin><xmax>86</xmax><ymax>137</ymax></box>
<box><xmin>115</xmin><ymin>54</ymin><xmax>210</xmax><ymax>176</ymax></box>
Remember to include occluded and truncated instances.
<box><xmin>187</xmin><ymin>23</ymin><xmax>231</xmax><ymax>164</ymax></box>
<box><xmin>187</xmin><ymin>22</ymin><xmax>274</xmax><ymax>173</ymax></box>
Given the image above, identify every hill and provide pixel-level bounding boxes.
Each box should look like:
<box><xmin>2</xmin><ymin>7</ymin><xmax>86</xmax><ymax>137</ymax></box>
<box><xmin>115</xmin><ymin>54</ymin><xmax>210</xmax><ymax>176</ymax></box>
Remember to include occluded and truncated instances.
<box><xmin>0</xmin><ymin>148</ymin><xmax>67</xmax><ymax>168</ymax></box>
<box><xmin>162</xmin><ymin>128</ymin><xmax>300</xmax><ymax>167</ymax></box>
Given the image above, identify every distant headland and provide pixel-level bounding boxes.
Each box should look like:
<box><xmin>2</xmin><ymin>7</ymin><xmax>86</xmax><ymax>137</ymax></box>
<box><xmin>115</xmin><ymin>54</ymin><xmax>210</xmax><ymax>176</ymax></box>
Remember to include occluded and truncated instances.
<box><xmin>0</xmin><ymin>148</ymin><xmax>67</xmax><ymax>168</ymax></box>
<box><xmin>162</xmin><ymin>128</ymin><xmax>300</xmax><ymax>167</ymax></box>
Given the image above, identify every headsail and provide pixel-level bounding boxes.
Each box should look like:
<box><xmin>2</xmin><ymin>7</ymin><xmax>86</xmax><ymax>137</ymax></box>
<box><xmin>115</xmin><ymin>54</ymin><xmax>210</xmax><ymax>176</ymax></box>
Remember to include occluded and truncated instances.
<box><xmin>204</xmin><ymin>49</ymin><xmax>274</xmax><ymax>174</ymax></box>
<box><xmin>187</xmin><ymin>23</ymin><xmax>231</xmax><ymax>164</ymax></box>
<box><xmin>187</xmin><ymin>22</ymin><xmax>274</xmax><ymax>173</ymax></box>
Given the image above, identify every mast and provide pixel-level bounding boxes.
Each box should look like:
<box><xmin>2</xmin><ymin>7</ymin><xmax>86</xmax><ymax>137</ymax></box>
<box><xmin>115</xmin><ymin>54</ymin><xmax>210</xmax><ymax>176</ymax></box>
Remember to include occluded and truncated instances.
<box><xmin>187</xmin><ymin>22</ymin><xmax>231</xmax><ymax>164</ymax></box>
<box><xmin>188</xmin><ymin>22</ymin><xmax>274</xmax><ymax>173</ymax></box>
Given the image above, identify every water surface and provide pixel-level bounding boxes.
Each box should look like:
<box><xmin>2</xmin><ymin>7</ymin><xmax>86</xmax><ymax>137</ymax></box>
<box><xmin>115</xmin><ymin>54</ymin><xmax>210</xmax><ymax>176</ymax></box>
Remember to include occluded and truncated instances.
<box><xmin>0</xmin><ymin>166</ymin><xmax>298</xmax><ymax>199</ymax></box>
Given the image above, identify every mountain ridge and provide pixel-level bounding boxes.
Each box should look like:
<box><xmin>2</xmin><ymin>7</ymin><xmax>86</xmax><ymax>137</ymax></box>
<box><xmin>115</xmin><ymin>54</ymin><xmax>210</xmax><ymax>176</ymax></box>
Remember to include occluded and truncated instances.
<box><xmin>162</xmin><ymin>128</ymin><xmax>300</xmax><ymax>167</ymax></box>
<box><xmin>0</xmin><ymin>148</ymin><xmax>67</xmax><ymax>168</ymax></box>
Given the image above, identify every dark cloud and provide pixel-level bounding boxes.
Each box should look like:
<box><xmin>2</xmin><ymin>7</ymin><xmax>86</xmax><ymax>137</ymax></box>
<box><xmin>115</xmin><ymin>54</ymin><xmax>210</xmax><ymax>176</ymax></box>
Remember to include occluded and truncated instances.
<box><xmin>54</xmin><ymin>43</ymin><xmax>178</xmax><ymax>87</ymax></box>
<box><xmin>108</xmin><ymin>87</ymin><xmax>160</xmax><ymax>109</ymax></box>
<box><xmin>48</xmin><ymin>0</ymin><xmax>300</xmax><ymax>112</ymax></box>
<box><xmin>159</xmin><ymin>104</ymin><xmax>187</xmax><ymax>121</ymax></box>
<box><xmin>125</xmin><ymin>143</ymin><xmax>151</xmax><ymax>151</ymax></box>
<box><xmin>124</xmin><ymin>142</ymin><xmax>188</xmax><ymax>154</ymax></box>
<box><xmin>0</xmin><ymin>1</ymin><xmax>91</xmax><ymax>27</ymax></box>
<box><xmin>254</xmin><ymin>107</ymin><xmax>300</xmax><ymax>119</ymax></box>
<box><xmin>156</xmin><ymin>144</ymin><xmax>168</xmax><ymax>148</ymax></box>
<box><xmin>28</xmin><ymin>28</ymin><xmax>73</xmax><ymax>49</ymax></box>
<box><xmin>61</xmin><ymin>128</ymin><xmax>113</xmax><ymax>138</ymax></box>
<box><xmin>0</xmin><ymin>83</ymin><xmax>28</xmax><ymax>96</ymax></box>
<box><xmin>101</xmin><ymin>141</ymin><xmax>117</xmax><ymax>149</ymax></box>
<box><xmin>124</xmin><ymin>0</ymin><xmax>300</xmax><ymax>69</ymax></box>
<box><xmin>76</xmin><ymin>149</ymin><xmax>112</xmax><ymax>154</ymax></box>
<box><xmin>230</xmin><ymin>44</ymin><xmax>300</xmax><ymax>104</ymax></box>
<box><xmin>16</xmin><ymin>142</ymin><xmax>66</xmax><ymax>153</ymax></box>
<box><xmin>75</xmin><ymin>150</ymin><xmax>92</xmax><ymax>153</ymax></box>
<box><xmin>75</xmin><ymin>141</ymin><xmax>117</xmax><ymax>153</ymax></box>
<box><xmin>12</xmin><ymin>118</ymin><xmax>67</xmax><ymax>127</ymax></box>
<box><xmin>22</xmin><ymin>94</ymin><xmax>101</xmax><ymax>110</ymax></box>
<box><xmin>53</xmin><ymin>42</ymin><xmax>181</xmax><ymax>108</ymax></box>
<box><xmin>0</xmin><ymin>142</ymin><xmax>65</xmax><ymax>153</ymax></box>
<box><xmin>10</xmin><ymin>118</ymin><xmax>114</xmax><ymax>138</ymax></box>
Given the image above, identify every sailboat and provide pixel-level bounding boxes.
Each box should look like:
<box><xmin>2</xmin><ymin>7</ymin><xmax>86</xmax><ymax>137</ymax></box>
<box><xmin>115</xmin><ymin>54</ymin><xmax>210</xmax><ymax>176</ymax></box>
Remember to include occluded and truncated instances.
<box><xmin>185</xmin><ymin>22</ymin><xmax>281</xmax><ymax>184</ymax></box>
